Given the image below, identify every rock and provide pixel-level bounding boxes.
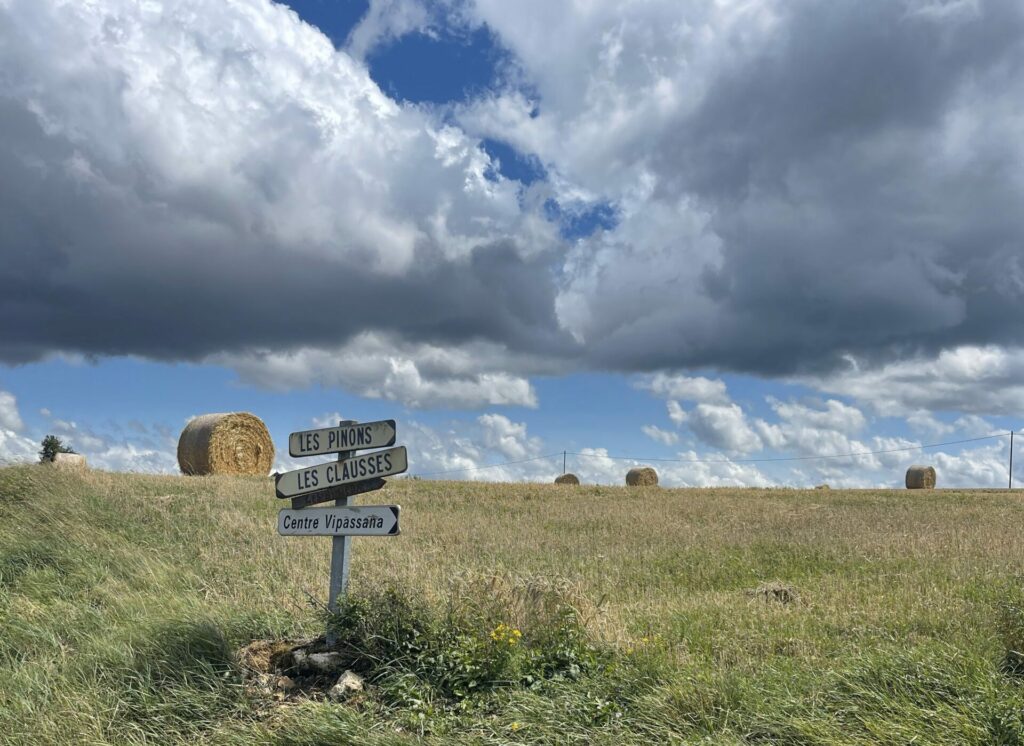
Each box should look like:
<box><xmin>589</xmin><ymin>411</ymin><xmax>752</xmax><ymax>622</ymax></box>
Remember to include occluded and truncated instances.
<box><xmin>292</xmin><ymin>649</ymin><xmax>345</xmax><ymax>674</ymax></box>
<box><xmin>328</xmin><ymin>670</ymin><xmax>364</xmax><ymax>701</ymax></box>
<box><xmin>50</xmin><ymin>453</ymin><xmax>87</xmax><ymax>471</ymax></box>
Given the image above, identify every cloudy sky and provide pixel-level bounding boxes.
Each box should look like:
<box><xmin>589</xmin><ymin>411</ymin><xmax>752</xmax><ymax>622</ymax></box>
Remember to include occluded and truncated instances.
<box><xmin>1</xmin><ymin>0</ymin><xmax>1021</xmax><ymax>487</ymax></box>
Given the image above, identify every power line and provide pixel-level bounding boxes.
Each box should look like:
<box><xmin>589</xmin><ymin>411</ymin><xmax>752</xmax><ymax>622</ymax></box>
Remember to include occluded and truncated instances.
<box><xmin>567</xmin><ymin>431</ymin><xmax>1013</xmax><ymax>465</ymax></box>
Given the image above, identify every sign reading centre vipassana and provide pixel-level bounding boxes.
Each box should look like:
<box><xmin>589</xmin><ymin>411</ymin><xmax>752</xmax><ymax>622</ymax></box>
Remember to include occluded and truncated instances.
<box><xmin>278</xmin><ymin>504</ymin><xmax>400</xmax><ymax>536</ymax></box>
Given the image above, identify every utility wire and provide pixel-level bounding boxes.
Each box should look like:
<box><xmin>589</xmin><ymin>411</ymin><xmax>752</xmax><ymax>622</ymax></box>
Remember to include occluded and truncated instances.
<box><xmin>412</xmin><ymin>432</ymin><xmax>1015</xmax><ymax>478</ymax></box>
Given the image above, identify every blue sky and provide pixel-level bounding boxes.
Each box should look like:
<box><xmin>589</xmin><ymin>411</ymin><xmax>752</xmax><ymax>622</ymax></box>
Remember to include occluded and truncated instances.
<box><xmin>1</xmin><ymin>0</ymin><xmax>1023</xmax><ymax>488</ymax></box>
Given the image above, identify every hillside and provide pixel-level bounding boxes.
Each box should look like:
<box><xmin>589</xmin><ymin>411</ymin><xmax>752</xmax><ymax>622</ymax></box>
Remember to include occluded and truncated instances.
<box><xmin>2</xmin><ymin>466</ymin><xmax>1024</xmax><ymax>744</ymax></box>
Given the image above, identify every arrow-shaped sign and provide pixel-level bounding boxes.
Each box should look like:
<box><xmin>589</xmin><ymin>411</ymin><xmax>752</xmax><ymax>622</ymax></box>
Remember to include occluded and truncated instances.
<box><xmin>275</xmin><ymin>446</ymin><xmax>408</xmax><ymax>498</ymax></box>
<box><xmin>278</xmin><ymin>504</ymin><xmax>400</xmax><ymax>536</ymax></box>
<box><xmin>289</xmin><ymin>419</ymin><xmax>397</xmax><ymax>458</ymax></box>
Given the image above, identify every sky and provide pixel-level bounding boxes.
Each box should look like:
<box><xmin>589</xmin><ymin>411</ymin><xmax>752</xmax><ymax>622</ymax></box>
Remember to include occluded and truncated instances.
<box><xmin>0</xmin><ymin>0</ymin><xmax>1022</xmax><ymax>488</ymax></box>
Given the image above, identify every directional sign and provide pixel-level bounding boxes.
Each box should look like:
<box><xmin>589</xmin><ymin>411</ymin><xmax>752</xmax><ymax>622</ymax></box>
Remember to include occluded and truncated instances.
<box><xmin>278</xmin><ymin>504</ymin><xmax>400</xmax><ymax>536</ymax></box>
<box><xmin>289</xmin><ymin>419</ymin><xmax>396</xmax><ymax>458</ymax></box>
<box><xmin>289</xmin><ymin>477</ymin><xmax>385</xmax><ymax>510</ymax></box>
<box><xmin>275</xmin><ymin>446</ymin><xmax>408</xmax><ymax>498</ymax></box>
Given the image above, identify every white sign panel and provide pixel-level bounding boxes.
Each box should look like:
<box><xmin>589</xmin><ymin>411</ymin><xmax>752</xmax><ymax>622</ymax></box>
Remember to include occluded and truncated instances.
<box><xmin>278</xmin><ymin>505</ymin><xmax>400</xmax><ymax>536</ymax></box>
<box><xmin>274</xmin><ymin>446</ymin><xmax>408</xmax><ymax>498</ymax></box>
<box><xmin>289</xmin><ymin>419</ymin><xmax>397</xmax><ymax>457</ymax></box>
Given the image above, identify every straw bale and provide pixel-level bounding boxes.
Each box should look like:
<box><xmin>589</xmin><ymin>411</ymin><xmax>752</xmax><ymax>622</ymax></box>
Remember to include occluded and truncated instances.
<box><xmin>554</xmin><ymin>473</ymin><xmax>580</xmax><ymax>485</ymax></box>
<box><xmin>177</xmin><ymin>412</ymin><xmax>274</xmax><ymax>476</ymax></box>
<box><xmin>905</xmin><ymin>465</ymin><xmax>936</xmax><ymax>490</ymax></box>
<box><xmin>50</xmin><ymin>453</ymin><xmax>87</xmax><ymax>471</ymax></box>
<box><xmin>625</xmin><ymin>466</ymin><xmax>658</xmax><ymax>487</ymax></box>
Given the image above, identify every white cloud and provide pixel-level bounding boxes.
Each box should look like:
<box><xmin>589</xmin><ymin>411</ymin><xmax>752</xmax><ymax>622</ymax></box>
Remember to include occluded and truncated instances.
<box><xmin>636</xmin><ymin>373</ymin><xmax>729</xmax><ymax>404</ymax></box>
<box><xmin>0</xmin><ymin>390</ymin><xmax>24</xmax><ymax>432</ymax></box>
<box><xmin>667</xmin><ymin>400</ymin><xmax>688</xmax><ymax>427</ymax></box>
<box><xmin>641</xmin><ymin>424</ymin><xmax>679</xmax><ymax>446</ymax></box>
<box><xmin>477</xmin><ymin>413</ymin><xmax>542</xmax><ymax>460</ymax></box>
<box><xmin>0</xmin><ymin>390</ymin><xmax>35</xmax><ymax>464</ymax></box>
<box><xmin>219</xmin><ymin>333</ymin><xmax>541</xmax><ymax>409</ymax></box>
<box><xmin>0</xmin><ymin>430</ymin><xmax>37</xmax><ymax>464</ymax></box>
<box><xmin>809</xmin><ymin>346</ymin><xmax>1024</xmax><ymax>417</ymax></box>
<box><xmin>41</xmin><ymin>413</ymin><xmax>179</xmax><ymax>473</ymax></box>
<box><xmin>906</xmin><ymin>410</ymin><xmax>955</xmax><ymax>437</ymax></box>
<box><xmin>685</xmin><ymin>403</ymin><xmax>763</xmax><ymax>454</ymax></box>
<box><xmin>767</xmin><ymin>398</ymin><xmax>866</xmax><ymax>436</ymax></box>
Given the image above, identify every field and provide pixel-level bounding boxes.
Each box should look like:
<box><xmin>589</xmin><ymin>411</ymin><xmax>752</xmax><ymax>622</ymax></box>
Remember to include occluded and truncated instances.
<box><xmin>2</xmin><ymin>465</ymin><xmax>1024</xmax><ymax>744</ymax></box>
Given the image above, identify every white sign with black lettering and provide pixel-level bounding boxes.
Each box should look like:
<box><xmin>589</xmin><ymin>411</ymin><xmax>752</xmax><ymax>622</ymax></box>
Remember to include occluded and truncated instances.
<box><xmin>289</xmin><ymin>419</ymin><xmax>396</xmax><ymax>457</ymax></box>
<box><xmin>274</xmin><ymin>446</ymin><xmax>408</xmax><ymax>498</ymax></box>
<box><xmin>278</xmin><ymin>504</ymin><xmax>400</xmax><ymax>536</ymax></box>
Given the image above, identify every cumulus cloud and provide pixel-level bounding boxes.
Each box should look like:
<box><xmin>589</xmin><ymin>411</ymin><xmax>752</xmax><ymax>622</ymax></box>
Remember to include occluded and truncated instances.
<box><xmin>39</xmin><ymin>413</ymin><xmax>179</xmax><ymax>473</ymax></box>
<box><xmin>458</xmin><ymin>0</ymin><xmax>1024</xmax><ymax>374</ymax></box>
<box><xmin>220</xmin><ymin>332</ymin><xmax>542</xmax><ymax>408</ymax></box>
<box><xmin>636</xmin><ymin>374</ymin><xmax>729</xmax><ymax>404</ymax></box>
<box><xmin>0</xmin><ymin>389</ymin><xmax>35</xmax><ymax>464</ymax></box>
<box><xmin>0</xmin><ymin>0</ymin><xmax>568</xmax><ymax>386</ymax></box>
<box><xmin>477</xmin><ymin>413</ymin><xmax>543</xmax><ymax>460</ymax></box>
<box><xmin>641</xmin><ymin>424</ymin><xmax>679</xmax><ymax>446</ymax></box>
<box><xmin>4</xmin><ymin>0</ymin><xmax>1024</xmax><ymax>411</ymax></box>
<box><xmin>807</xmin><ymin>346</ymin><xmax>1024</xmax><ymax>417</ymax></box>
<box><xmin>684</xmin><ymin>403</ymin><xmax>764</xmax><ymax>454</ymax></box>
<box><xmin>0</xmin><ymin>391</ymin><xmax>24</xmax><ymax>432</ymax></box>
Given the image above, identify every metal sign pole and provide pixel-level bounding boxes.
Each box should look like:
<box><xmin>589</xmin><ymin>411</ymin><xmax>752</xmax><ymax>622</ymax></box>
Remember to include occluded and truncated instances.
<box><xmin>327</xmin><ymin>419</ymin><xmax>357</xmax><ymax>642</ymax></box>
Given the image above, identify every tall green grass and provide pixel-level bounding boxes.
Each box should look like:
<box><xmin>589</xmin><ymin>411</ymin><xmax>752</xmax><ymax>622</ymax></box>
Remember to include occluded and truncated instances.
<box><xmin>2</xmin><ymin>464</ymin><xmax>1024</xmax><ymax>744</ymax></box>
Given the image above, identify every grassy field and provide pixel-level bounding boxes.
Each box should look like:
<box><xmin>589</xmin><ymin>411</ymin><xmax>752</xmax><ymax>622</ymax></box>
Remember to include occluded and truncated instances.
<box><xmin>2</xmin><ymin>465</ymin><xmax>1024</xmax><ymax>744</ymax></box>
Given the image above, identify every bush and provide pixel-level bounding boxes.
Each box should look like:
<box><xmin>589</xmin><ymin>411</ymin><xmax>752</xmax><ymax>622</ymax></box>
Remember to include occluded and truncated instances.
<box><xmin>38</xmin><ymin>435</ymin><xmax>74</xmax><ymax>463</ymax></box>
<box><xmin>325</xmin><ymin>575</ymin><xmax>604</xmax><ymax>704</ymax></box>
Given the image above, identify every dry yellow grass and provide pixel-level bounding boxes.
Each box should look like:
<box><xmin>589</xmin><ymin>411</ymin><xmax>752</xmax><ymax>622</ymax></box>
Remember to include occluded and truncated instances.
<box><xmin>3</xmin><ymin>465</ymin><xmax>1024</xmax><ymax>744</ymax></box>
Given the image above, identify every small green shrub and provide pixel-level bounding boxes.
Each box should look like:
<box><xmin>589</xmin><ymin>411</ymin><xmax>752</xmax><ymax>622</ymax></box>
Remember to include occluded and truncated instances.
<box><xmin>326</xmin><ymin>577</ymin><xmax>603</xmax><ymax>704</ymax></box>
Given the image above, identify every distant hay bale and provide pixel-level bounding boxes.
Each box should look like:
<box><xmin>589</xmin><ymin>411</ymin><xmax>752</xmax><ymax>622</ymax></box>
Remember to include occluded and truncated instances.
<box><xmin>905</xmin><ymin>465</ymin><xmax>936</xmax><ymax>490</ymax></box>
<box><xmin>177</xmin><ymin>412</ymin><xmax>274</xmax><ymax>476</ymax></box>
<box><xmin>625</xmin><ymin>466</ymin><xmax>658</xmax><ymax>487</ymax></box>
<box><xmin>554</xmin><ymin>473</ymin><xmax>580</xmax><ymax>485</ymax></box>
<box><xmin>814</xmin><ymin>484</ymin><xmax>830</xmax><ymax>490</ymax></box>
<box><xmin>50</xmin><ymin>453</ymin><xmax>87</xmax><ymax>471</ymax></box>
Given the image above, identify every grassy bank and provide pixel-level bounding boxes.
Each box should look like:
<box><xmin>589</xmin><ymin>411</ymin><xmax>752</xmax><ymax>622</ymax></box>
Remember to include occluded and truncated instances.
<box><xmin>2</xmin><ymin>465</ymin><xmax>1024</xmax><ymax>743</ymax></box>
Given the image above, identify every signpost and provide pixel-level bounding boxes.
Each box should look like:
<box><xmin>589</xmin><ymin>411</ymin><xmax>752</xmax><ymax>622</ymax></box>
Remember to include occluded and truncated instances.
<box><xmin>274</xmin><ymin>446</ymin><xmax>408</xmax><ymax>498</ymax></box>
<box><xmin>289</xmin><ymin>419</ymin><xmax>396</xmax><ymax>458</ymax></box>
<box><xmin>275</xmin><ymin>419</ymin><xmax>407</xmax><ymax>640</ymax></box>
<box><xmin>278</xmin><ymin>504</ymin><xmax>400</xmax><ymax>536</ymax></box>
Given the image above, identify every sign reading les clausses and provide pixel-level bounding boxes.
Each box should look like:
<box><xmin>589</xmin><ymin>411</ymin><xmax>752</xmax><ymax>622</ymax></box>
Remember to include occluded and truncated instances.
<box><xmin>275</xmin><ymin>446</ymin><xmax>408</xmax><ymax>498</ymax></box>
<box><xmin>289</xmin><ymin>419</ymin><xmax>396</xmax><ymax>458</ymax></box>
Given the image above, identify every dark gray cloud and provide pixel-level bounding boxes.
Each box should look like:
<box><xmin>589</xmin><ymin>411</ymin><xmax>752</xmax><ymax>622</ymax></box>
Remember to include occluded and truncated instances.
<box><xmin>0</xmin><ymin>0</ymin><xmax>572</xmax><ymax>372</ymax></box>
<box><xmin>3</xmin><ymin>0</ymin><xmax>1024</xmax><ymax>401</ymax></box>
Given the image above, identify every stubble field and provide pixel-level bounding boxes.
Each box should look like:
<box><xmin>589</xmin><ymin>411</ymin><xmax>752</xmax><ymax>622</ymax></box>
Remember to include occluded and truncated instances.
<box><xmin>2</xmin><ymin>464</ymin><xmax>1023</xmax><ymax>744</ymax></box>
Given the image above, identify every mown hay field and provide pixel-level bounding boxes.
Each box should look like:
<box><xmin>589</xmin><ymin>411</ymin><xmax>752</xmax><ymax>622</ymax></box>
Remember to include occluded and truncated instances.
<box><xmin>2</xmin><ymin>465</ymin><xmax>1024</xmax><ymax>744</ymax></box>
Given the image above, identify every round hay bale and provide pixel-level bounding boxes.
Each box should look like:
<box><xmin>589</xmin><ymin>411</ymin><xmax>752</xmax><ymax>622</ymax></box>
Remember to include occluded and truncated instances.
<box><xmin>554</xmin><ymin>473</ymin><xmax>580</xmax><ymax>485</ymax></box>
<box><xmin>50</xmin><ymin>453</ymin><xmax>87</xmax><ymax>471</ymax></box>
<box><xmin>905</xmin><ymin>465</ymin><xmax>936</xmax><ymax>490</ymax></box>
<box><xmin>625</xmin><ymin>466</ymin><xmax>658</xmax><ymax>487</ymax></box>
<box><xmin>177</xmin><ymin>412</ymin><xmax>274</xmax><ymax>476</ymax></box>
